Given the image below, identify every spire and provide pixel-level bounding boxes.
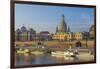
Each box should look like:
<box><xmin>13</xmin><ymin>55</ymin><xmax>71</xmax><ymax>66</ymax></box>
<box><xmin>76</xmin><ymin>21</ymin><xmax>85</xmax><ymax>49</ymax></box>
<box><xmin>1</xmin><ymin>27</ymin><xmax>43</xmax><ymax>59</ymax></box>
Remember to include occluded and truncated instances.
<box><xmin>61</xmin><ymin>14</ymin><xmax>65</xmax><ymax>25</ymax></box>
<box><xmin>56</xmin><ymin>26</ymin><xmax>58</xmax><ymax>32</ymax></box>
<box><xmin>60</xmin><ymin>14</ymin><xmax>67</xmax><ymax>32</ymax></box>
<box><xmin>67</xmin><ymin>26</ymin><xmax>70</xmax><ymax>32</ymax></box>
<box><xmin>62</xmin><ymin>14</ymin><xmax>65</xmax><ymax>19</ymax></box>
<box><xmin>56</xmin><ymin>14</ymin><xmax>67</xmax><ymax>33</ymax></box>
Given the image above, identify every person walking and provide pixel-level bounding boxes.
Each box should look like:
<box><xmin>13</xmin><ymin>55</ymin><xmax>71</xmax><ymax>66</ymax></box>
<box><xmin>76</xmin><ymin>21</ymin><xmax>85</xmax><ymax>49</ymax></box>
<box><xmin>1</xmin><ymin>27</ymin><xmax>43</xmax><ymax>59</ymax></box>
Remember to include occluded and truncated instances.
<box><xmin>76</xmin><ymin>40</ymin><xmax>81</xmax><ymax>49</ymax></box>
<box><xmin>68</xmin><ymin>43</ymin><xmax>72</xmax><ymax>51</ymax></box>
<box><xmin>74</xmin><ymin>40</ymin><xmax>82</xmax><ymax>54</ymax></box>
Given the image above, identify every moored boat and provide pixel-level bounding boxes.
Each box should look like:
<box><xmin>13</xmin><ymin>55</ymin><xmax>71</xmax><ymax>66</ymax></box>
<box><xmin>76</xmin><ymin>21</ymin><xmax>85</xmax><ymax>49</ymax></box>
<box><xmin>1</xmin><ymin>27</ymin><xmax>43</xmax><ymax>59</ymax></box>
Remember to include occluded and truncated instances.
<box><xmin>51</xmin><ymin>51</ymin><xmax>76</xmax><ymax>57</ymax></box>
<box><xmin>31</xmin><ymin>51</ymin><xmax>44</xmax><ymax>55</ymax></box>
<box><xmin>51</xmin><ymin>51</ymin><xmax>65</xmax><ymax>57</ymax></box>
<box><xmin>17</xmin><ymin>49</ymin><xmax>29</xmax><ymax>54</ymax></box>
<box><xmin>64</xmin><ymin>51</ymin><xmax>75</xmax><ymax>57</ymax></box>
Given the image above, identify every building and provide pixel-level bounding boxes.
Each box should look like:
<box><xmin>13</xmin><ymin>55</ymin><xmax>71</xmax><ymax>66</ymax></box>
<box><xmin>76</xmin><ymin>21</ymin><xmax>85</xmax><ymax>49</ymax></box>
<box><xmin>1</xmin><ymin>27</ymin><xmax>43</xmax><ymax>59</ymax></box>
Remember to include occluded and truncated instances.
<box><xmin>74</xmin><ymin>32</ymin><xmax>83</xmax><ymax>40</ymax></box>
<box><xmin>15</xmin><ymin>26</ymin><xmax>36</xmax><ymax>41</ymax></box>
<box><xmin>27</xmin><ymin>28</ymin><xmax>36</xmax><ymax>41</ymax></box>
<box><xmin>56</xmin><ymin>15</ymin><xmax>70</xmax><ymax>33</ymax></box>
<box><xmin>53</xmin><ymin>15</ymin><xmax>71</xmax><ymax>41</ymax></box>
<box><xmin>20</xmin><ymin>26</ymin><xmax>28</xmax><ymax>41</ymax></box>
<box><xmin>15</xmin><ymin>28</ymin><xmax>21</xmax><ymax>41</ymax></box>
<box><xmin>89</xmin><ymin>24</ymin><xmax>95</xmax><ymax>39</ymax></box>
<box><xmin>67</xmin><ymin>32</ymin><xmax>73</xmax><ymax>40</ymax></box>
<box><xmin>82</xmin><ymin>32</ymin><xmax>90</xmax><ymax>40</ymax></box>
<box><xmin>53</xmin><ymin>32</ymin><xmax>67</xmax><ymax>41</ymax></box>
<box><xmin>35</xmin><ymin>33</ymin><xmax>41</xmax><ymax>41</ymax></box>
<box><xmin>40</xmin><ymin>31</ymin><xmax>52</xmax><ymax>41</ymax></box>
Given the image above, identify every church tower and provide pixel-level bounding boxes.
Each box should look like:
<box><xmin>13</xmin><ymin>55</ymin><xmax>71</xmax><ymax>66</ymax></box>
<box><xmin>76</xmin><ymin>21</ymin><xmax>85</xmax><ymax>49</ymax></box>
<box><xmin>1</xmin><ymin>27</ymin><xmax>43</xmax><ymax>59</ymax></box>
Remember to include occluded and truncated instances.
<box><xmin>56</xmin><ymin>26</ymin><xmax>58</xmax><ymax>32</ymax></box>
<box><xmin>67</xmin><ymin>26</ymin><xmax>70</xmax><ymax>32</ymax></box>
<box><xmin>56</xmin><ymin>15</ymin><xmax>67</xmax><ymax>33</ymax></box>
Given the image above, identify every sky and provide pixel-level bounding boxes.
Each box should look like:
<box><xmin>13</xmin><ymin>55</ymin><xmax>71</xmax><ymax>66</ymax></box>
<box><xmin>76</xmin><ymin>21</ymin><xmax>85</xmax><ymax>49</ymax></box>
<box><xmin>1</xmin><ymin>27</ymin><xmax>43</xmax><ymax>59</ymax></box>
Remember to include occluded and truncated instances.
<box><xmin>15</xmin><ymin>3</ymin><xmax>94</xmax><ymax>33</ymax></box>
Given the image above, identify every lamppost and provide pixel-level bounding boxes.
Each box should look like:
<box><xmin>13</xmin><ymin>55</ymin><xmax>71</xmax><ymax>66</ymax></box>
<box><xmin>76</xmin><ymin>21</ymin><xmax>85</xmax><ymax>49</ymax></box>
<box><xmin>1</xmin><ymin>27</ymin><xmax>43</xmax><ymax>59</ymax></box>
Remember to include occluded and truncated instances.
<box><xmin>86</xmin><ymin>37</ymin><xmax>88</xmax><ymax>48</ymax></box>
<box><xmin>85</xmin><ymin>32</ymin><xmax>89</xmax><ymax>48</ymax></box>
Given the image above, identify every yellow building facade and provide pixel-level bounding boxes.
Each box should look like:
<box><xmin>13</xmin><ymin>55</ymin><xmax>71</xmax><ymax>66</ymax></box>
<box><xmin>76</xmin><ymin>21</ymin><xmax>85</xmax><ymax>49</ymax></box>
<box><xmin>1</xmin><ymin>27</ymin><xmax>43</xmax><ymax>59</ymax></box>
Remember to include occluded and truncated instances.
<box><xmin>53</xmin><ymin>32</ymin><xmax>74</xmax><ymax>41</ymax></box>
<box><xmin>53</xmin><ymin>32</ymin><xmax>67</xmax><ymax>41</ymax></box>
<box><xmin>53</xmin><ymin>32</ymin><xmax>83</xmax><ymax>41</ymax></box>
<box><xmin>67</xmin><ymin>32</ymin><xmax>73</xmax><ymax>40</ymax></box>
<box><xmin>74</xmin><ymin>32</ymin><xmax>83</xmax><ymax>40</ymax></box>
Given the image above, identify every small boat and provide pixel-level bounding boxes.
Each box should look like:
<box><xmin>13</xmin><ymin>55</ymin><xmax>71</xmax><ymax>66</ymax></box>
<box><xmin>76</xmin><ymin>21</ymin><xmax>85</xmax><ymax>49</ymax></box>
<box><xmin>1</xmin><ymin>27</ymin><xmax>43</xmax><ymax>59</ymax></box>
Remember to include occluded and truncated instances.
<box><xmin>51</xmin><ymin>51</ymin><xmax>76</xmax><ymax>57</ymax></box>
<box><xmin>64</xmin><ymin>51</ymin><xmax>76</xmax><ymax>57</ymax></box>
<box><xmin>31</xmin><ymin>51</ymin><xmax>44</xmax><ymax>55</ymax></box>
<box><xmin>17</xmin><ymin>50</ymin><xmax>25</xmax><ymax>54</ymax></box>
<box><xmin>17</xmin><ymin>49</ymin><xmax>29</xmax><ymax>54</ymax></box>
<box><xmin>51</xmin><ymin>51</ymin><xmax>65</xmax><ymax>57</ymax></box>
<box><xmin>64</xmin><ymin>56</ymin><xmax>74</xmax><ymax>60</ymax></box>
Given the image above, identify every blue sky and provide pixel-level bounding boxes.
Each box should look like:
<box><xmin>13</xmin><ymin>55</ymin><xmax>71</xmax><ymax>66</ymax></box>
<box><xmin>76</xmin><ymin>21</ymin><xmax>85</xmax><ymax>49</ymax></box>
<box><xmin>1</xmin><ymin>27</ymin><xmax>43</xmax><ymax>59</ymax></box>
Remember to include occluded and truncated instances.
<box><xmin>15</xmin><ymin>4</ymin><xmax>94</xmax><ymax>33</ymax></box>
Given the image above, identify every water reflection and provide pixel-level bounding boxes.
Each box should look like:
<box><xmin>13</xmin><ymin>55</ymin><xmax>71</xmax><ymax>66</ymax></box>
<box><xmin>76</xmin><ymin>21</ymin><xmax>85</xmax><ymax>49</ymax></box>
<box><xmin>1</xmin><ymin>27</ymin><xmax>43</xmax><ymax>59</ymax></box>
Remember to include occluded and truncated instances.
<box><xmin>15</xmin><ymin>53</ymin><xmax>94</xmax><ymax>66</ymax></box>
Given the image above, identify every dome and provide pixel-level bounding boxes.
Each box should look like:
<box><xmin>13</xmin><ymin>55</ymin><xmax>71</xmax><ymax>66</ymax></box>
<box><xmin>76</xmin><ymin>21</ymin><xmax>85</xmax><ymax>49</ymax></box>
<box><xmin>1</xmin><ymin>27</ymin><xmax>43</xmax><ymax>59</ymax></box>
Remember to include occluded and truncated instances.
<box><xmin>89</xmin><ymin>25</ymin><xmax>94</xmax><ymax>32</ymax></box>
<box><xmin>16</xmin><ymin>28</ymin><xmax>21</xmax><ymax>33</ymax></box>
<box><xmin>89</xmin><ymin>24</ymin><xmax>95</xmax><ymax>38</ymax></box>
<box><xmin>28</xmin><ymin>28</ymin><xmax>35</xmax><ymax>32</ymax></box>
<box><xmin>21</xmin><ymin>26</ymin><xmax>27</xmax><ymax>32</ymax></box>
<box><xmin>57</xmin><ymin>15</ymin><xmax>67</xmax><ymax>32</ymax></box>
<box><xmin>28</xmin><ymin>28</ymin><xmax>36</xmax><ymax>34</ymax></box>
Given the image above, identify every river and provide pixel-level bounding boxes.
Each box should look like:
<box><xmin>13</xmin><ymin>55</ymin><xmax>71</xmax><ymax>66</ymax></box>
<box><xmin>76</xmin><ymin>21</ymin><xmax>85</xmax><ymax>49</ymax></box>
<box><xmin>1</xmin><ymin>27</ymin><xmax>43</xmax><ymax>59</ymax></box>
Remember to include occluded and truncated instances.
<box><xmin>15</xmin><ymin>52</ymin><xmax>94</xmax><ymax>66</ymax></box>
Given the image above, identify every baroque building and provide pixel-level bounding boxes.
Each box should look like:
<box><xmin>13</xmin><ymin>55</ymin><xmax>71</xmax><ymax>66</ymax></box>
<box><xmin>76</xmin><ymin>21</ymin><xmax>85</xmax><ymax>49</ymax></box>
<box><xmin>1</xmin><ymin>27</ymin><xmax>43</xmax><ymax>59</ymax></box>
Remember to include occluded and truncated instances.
<box><xmin>40</xmin><ymin>31</ymin><xmax>52</xmax><ymax>41</ymax></box>
<box><xmin>89</xmin><ymin>24</ymin><xmax>95</xmax><ymax>39</ymax></box>
<box><xmin>56</xmin><ymin>15</ymin><xmax>69</xmax><ymax>33</ymax></box>
<box><xmin>74</xmin><ymin>32</ymin><xmax>83</xmax><ymax>40</ymax></box>
<box><xmin>53</xmin><ymin>15</ymin><xmax>86</xmax><ymax>41</ymax></box>
<box><xmin>53</xmin><ymin>15</ymin><xmax>71</xmax><ymax>41</ymax></box>
<box><xmin>15</xmin><ymin>26</ymin><xmax>36</xmax><ymax>41</ymax></box>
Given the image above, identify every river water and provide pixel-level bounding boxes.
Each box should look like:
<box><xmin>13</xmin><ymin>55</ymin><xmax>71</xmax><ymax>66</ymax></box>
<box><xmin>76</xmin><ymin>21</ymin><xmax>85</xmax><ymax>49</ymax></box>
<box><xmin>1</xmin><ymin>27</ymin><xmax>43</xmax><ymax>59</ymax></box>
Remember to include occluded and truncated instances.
<box><xmin>15</xmin><ymin>53</ymin><xmax>94</xmax><ymax>66</ymax></box>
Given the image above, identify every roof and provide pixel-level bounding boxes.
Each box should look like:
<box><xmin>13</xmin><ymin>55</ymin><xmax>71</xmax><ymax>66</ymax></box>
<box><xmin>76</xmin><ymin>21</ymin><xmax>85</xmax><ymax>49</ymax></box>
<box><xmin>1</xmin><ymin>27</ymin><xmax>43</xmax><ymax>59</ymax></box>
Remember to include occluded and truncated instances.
<box><xmin>16</xmin><ymin>28</ymin><xmax>21</xmax><ymax>33</ymax></box>
<box><xmin>89</xmin><ymin>24</ymin><xmax>94</xmax><ymax>31</ymax></box>
<box><xmin>28</xmin><ymin>28</ymin><xmax>36</xmax><ymax>32</ymax></box>
<box><xmin>56</xmin><ymin>32</ymin><xmax>66</xmax><ymax>35</ymax></box>
<box><xmin>40</xmin><ymin>31</ymin><xmax>50</xmax><ymax>34</ymax></box>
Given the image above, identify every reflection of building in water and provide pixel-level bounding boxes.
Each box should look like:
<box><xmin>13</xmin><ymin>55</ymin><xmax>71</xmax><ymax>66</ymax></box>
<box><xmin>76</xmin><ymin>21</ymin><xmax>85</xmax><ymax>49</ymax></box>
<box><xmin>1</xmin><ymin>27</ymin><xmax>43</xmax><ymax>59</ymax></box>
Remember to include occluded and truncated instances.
<box><xmin>89</xmin><ymin>24</ymin><xmax>95</xmax><ymax>39</ymax></box>
<box><xmin>15</xmin><ymin>26</ymin><xmax>36</xmax><ymax>41</ymax></box>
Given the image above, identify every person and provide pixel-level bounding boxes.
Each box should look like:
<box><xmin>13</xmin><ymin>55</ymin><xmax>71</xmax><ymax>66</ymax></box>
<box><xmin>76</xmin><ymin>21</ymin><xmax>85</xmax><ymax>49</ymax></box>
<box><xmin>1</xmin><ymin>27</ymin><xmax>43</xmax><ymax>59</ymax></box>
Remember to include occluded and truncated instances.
<box><xmin>68</xmin><ymin>43</ymin><xmax>72</xmax><ymax>51</ymax></box>
<box><xmin>76</xmin><ymin>40</ymin><xmax>81</xmax><ymax>49</ymax></box>
<box><xmin>75</xmin><ymin>40</ymin><xmax>82</xmax><ymax>54</ymax></box>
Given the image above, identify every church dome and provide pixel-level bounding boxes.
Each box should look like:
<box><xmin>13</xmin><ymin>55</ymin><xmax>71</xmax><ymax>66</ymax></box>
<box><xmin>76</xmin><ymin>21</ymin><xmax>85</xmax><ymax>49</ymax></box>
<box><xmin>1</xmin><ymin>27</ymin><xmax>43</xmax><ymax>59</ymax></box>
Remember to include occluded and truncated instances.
<box><xmin>56</xmin><ymin>15</ymin><xmax>67</xmax><ymax>32</ymax></box>
<box><xmin>28</xmin><ymin>28</ymin><xmax>36</xmax><ymax>33</ymax></box>
<box><xmin>21</xmin><ymin>26</ymin><xmax>27</xmax><ymax>32</ymax></box>
<box><xmin>89</xmin><ymin>25</ymin><xmax>94</xmax><ymax>32</ymax></box>
<box><xmin>16</xmin><ymin>28</ymin><xmax>21</xmax><ymax>33</ymax></box>
<box><xmin>89</xmin><ymin>24</ymin><xmax>95</xmax><ymax>38</ymax></box>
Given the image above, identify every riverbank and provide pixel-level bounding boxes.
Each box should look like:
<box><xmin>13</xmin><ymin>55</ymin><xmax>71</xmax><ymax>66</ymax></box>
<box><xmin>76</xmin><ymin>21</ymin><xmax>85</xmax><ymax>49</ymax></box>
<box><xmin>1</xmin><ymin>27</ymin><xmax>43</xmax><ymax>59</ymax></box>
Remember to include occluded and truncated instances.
<box><xmin>15</xmin><ymin>40</ymin><xmax>95</xmax><ymax>48</ymax></box>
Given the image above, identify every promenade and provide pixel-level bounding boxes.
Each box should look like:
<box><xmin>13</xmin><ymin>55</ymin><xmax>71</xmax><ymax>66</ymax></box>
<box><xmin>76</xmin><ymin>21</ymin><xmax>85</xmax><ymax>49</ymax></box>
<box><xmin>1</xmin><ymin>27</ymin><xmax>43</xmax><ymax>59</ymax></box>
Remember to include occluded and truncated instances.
<box><xmin>15</xmin><ymin>40</ymin><xmax>95</xmax><ymax>48</ymax></box>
